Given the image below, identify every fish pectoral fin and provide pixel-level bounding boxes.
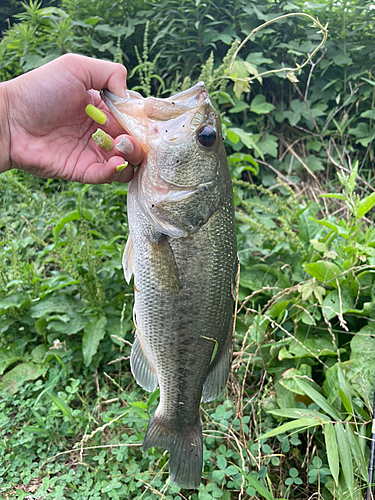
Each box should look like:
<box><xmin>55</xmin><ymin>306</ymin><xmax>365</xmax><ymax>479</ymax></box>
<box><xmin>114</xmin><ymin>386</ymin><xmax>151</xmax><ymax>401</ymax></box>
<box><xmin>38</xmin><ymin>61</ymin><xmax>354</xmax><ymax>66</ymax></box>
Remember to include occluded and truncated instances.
<box><xmin>130</xmin><ymin>332</ymin><xmax>158</xmax><ymax>393</ymax></box>
<box><xmin>202</xmin><ymin>327</ymin><xmax>232</xmax><ymax>403</ymax></box>
<box><xmin>149</xmin><ymin>235</ymin><xmax>180</xmax><ymax>294</ymax></box>
<box><xmin>143</xmin><ymin>415</ymin><xmax>203</xmax><ymax>490</ymax></box>
<box><xmin>122</xmin><ymin>235</ymin><xmax>134</xmax><ymax>284</ymax></box>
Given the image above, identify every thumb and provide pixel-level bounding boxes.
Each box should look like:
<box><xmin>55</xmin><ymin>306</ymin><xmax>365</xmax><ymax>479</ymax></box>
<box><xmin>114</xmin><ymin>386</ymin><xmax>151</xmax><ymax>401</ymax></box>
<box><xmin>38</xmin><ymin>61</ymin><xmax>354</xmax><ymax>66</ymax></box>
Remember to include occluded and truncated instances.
<box><xmin>60</xmin><ymin>54</ymin><xmax>128</xmax><ymax>98</ymax></box>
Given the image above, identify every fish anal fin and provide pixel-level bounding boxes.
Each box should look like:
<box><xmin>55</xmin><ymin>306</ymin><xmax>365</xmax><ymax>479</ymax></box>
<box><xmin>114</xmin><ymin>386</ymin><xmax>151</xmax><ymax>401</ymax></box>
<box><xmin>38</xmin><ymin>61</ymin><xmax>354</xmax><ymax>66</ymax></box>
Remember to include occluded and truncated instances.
<box><xmin>130</xmin><ymin>333</ymin><xmax>158</xmax><ymax>393</ymax></box>
<box><xmin>123</xmin><ymin>235</ymin><xmax>134</xmax><ymax>284</ymax></box>
<box><xmin>203</xmin><ymin>329</ymin><xmax>232</xmax><ymax>403</ymax></box>
<box><xmin>143</xmin><ymin>414</ymin><xmax>203</xmax><ymax>489</ymax></box>
<box><xmin>149</xmin><ymin>235</ymin><xmax>180</xmax><ymax>294</ymax></box>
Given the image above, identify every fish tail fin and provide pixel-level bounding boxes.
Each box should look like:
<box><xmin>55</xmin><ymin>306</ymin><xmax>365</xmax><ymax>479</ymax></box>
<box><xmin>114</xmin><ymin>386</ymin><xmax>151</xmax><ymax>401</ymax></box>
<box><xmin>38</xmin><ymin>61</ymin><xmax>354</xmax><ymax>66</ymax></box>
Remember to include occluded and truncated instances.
<box><xmin>143</xmin><ymin>415</ymin><xmax>203</xmax><ymax>489</ymax></box>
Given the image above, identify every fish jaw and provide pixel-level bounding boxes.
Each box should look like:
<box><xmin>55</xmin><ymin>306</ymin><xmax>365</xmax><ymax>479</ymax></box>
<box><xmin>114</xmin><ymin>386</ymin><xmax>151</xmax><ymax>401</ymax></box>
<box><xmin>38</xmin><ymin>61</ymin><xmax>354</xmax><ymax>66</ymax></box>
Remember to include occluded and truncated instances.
<box><xmin>101</xmin><ymin>82</ymin><xmax>211</xmax><ymax>151</ymax></box>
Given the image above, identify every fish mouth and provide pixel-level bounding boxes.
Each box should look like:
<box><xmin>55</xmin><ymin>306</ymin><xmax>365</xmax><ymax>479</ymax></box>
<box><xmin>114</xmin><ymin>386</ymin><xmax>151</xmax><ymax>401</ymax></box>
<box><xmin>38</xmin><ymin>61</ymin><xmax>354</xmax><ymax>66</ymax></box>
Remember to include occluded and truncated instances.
<box><xmin>101</xmin><ymin>82</ymin><xmax>211</xmax><ymax>148</ymax></box>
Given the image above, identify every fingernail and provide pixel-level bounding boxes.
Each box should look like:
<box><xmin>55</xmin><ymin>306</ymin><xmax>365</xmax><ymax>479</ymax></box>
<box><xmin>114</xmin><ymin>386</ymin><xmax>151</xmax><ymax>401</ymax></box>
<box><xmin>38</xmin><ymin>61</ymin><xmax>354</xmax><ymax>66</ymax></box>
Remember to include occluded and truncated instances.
<box><xmin>85</xmin><ymin>104</ymin><xmax>107</xmax><ymax>125</ymax></box>
<box><xmin>116</xmin><ymin>162</ymin><xmax>129</xmax><ymax>172</ymax></box>
<box><xmin>115</xmin><ymin>137</ymin><xmax>133</xmax><ymax>155</ymax></box>
<box><xmin>92</xmin><ymin>129</ymin><xmax>113</xmax><ymax>151</ymax></box>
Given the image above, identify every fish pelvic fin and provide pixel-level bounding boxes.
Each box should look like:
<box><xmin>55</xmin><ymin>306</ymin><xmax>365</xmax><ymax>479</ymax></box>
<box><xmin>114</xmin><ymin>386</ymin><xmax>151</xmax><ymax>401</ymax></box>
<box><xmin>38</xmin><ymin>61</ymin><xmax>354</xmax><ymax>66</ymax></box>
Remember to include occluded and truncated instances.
<box><xmin>130</xmin><ymin>332</ymin><xmax>158</xmax><ymax>393</ymax></box>
<box><xmin>143</xmin><ymin>415</ymin><xmax>203</xmax><ymax>489</ymax></box>
<box><xmin>203</xmin><ymin>327</ymin><xmax>232</xmax><ymax>403</ymax></box>
<box><xmin>149</xmin><ymin>235</ymin><xmax>180</xmax><ymax>294</ymax></box>
<box><xmin>122</xmin><ymin>235</ymin><xmax>134</xmax><ymax>284</ymax></box>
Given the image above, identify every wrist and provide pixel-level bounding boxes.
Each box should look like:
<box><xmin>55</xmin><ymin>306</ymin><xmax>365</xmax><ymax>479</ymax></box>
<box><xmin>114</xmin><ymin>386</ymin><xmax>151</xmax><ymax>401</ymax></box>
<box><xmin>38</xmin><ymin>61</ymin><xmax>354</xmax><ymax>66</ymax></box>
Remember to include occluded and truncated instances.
<box><xmin>0</xmin><ymin>81</ymin><xmax>11</xmax><ymax>174</ymax></box>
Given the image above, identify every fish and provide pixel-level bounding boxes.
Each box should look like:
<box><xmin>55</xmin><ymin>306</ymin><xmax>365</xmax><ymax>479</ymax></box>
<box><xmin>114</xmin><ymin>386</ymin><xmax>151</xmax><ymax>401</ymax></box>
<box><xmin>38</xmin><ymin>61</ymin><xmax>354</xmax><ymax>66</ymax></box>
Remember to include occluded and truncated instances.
<box><xmin>101</xmin><ymin>82</ymin><xmax>237</xmax><ymax>489</ymax></box>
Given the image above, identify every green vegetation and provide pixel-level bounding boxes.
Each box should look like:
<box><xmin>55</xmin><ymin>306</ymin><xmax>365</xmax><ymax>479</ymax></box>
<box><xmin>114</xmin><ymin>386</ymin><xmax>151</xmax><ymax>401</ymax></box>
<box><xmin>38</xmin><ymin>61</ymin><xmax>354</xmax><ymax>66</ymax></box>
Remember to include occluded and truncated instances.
<box><xmin>1</xmin><ymin>0</ymin><xmax>375</xmax><ymax>498</ymax></box>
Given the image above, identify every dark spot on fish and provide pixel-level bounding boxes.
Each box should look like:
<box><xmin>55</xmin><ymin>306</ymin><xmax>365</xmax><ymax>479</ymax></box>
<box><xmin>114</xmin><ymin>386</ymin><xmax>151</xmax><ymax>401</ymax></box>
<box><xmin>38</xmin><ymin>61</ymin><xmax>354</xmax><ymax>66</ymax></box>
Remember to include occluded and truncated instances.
<box><xmin>176</xmin><ymin>160</ymin><xmax>180</xmax><ymax>163</ymax></box>
<box><xmin>151</xmin><ymin>204</ymin><xmax>155</xmax><ymax>208</ymax></box>
<box><xmin>182</xmin><ymin>125</ymin><xmax>185</xmax><ymax>127</ymax></box>
<box><xmin>165</xmin><ymin>130</ymin><xmax>168</xmax><ymax>133</ymax></box>
<box><xmin>171</xmin><ymin>101</ymin><xmax>175</xmax><ymax>105</ymax></box>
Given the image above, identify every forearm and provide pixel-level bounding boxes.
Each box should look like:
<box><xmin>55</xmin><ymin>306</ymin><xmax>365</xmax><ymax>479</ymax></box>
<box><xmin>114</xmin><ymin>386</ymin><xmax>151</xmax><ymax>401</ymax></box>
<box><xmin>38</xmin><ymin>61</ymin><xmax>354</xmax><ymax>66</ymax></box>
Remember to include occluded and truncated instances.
<box><xmin>0</xmin><ymin>81</ymin><xmax>11</xmax><ymax>174</ymax></box>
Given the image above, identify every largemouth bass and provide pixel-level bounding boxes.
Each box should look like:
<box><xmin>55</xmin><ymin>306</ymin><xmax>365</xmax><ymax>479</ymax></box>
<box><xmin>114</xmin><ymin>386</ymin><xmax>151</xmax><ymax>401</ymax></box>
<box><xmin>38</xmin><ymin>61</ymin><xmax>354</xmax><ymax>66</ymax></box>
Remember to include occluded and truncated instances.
<box><xmin>102</xmin><ymin>82</ymin><xmax>237</xmax><ymax>489</ymax></box>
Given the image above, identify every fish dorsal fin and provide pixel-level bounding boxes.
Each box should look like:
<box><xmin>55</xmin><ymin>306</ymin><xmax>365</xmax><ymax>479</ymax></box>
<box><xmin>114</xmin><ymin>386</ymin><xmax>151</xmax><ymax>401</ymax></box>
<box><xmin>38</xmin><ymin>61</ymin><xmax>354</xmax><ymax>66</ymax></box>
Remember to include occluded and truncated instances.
<box><xmin>130</xmin><ymin>332</ymin><xmax>158</xmax><ymax>393</ymax></box>
<box><xmin>202</xmin><ymin>327</ymin><xmax>232</xmax><ymax>403</ymax></box>
<box><xmin>122</xmin><ymin>235</ymin><xmax>134</xmax><ymax>284</ymax></box>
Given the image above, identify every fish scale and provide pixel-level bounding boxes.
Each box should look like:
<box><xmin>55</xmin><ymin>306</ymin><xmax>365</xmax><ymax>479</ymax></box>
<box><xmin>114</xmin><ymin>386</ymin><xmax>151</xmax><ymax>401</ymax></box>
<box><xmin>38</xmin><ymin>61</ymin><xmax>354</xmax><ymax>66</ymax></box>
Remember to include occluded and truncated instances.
<box><xmin>102</xmin><ymin>82</ymin><xmax>237</xmax><ymax>489</ymax></box>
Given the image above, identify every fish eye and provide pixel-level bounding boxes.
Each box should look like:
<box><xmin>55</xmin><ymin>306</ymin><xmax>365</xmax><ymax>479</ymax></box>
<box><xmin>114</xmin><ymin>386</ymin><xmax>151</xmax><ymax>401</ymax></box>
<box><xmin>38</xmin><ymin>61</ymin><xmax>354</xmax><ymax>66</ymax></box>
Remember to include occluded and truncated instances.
<box><xmin>197</xmin><ymin>125</ymin><xmax>216</xmax><ymax>148</ymax></box>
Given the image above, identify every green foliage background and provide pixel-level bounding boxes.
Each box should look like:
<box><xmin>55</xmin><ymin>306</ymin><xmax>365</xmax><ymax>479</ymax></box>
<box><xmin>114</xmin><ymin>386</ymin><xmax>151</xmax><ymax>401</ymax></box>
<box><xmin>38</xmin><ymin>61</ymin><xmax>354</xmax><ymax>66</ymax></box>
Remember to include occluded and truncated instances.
<box><xmin>1</xmin><ymin>0</ymin><xmax>375</xmax><ymax>499</ymax></box>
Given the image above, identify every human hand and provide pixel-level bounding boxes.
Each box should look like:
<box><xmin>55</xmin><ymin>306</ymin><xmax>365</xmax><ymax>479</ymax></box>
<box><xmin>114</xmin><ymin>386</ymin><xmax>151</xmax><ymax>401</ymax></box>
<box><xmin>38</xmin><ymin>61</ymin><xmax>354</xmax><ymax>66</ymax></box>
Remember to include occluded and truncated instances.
<box><xmin>0</xmin><ymin>54</ymin><xmax>143</xmax><ymax>184</ymax></box>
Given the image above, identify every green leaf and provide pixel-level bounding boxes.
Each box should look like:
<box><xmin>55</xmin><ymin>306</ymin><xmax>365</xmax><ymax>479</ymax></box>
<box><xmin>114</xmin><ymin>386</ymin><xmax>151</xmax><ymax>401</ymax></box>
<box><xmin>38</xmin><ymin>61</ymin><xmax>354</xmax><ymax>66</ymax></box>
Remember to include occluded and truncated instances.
<box><xmin>250</xmin><ymin>95</ymin><xmax>275</xmax><ymax>115</ymax></box>
<box><xmin>53</xmin><ymin>210</ymin><xmax>80</xmax><ymax>242</ymax></box>
<box><xmin>217</xmin><ymin>455</ymin><xmax>227</xmax><ymax>470</ymax></box>
<box><xmin>279</xmin><ymin>330</ymin><xmax>340</xmax><ymax>360</ymax></box>
<box><xmin>0</xmin><ymin>344</ymin><xmax>24</xmax><ymax>375</ymax></box>
<box><xmin>267</xmin><ymin>408</ymin><xmax>329</xmax><ymax>421</ymax></box>
<box><xmin>310</xmin><ymin>217</ymin><xmax>350</xmax><ymax>238</ymax></box>
<box><xmin>39</xmin><ymin>6</ymin><xmax>69</xmax><ymax>17</ymax></box>
<box><xmin>228</xmin><ymin>127</ymin><xmax>264</xmax><ymax>159</ymax></box>
<box><xmin>310</xmin><ymin>239</ymin><xmax>328</xmax><ymax>253</ymax></box>
<box><xmin>82</xmin><ymin>315</ymin><xmax>107</xmax><ymax>367</ymax></box>
<box><xmin>322</xmin><ymin>288</ymin><xmax>354</xmax><ymax>321</ymax></box>
<box><xmin>349</xmin><ymin>334</ymin><xmax>375</xmax><ymax>402</ymax></box>
<box><xmin>345</xmin><ymin>423</ymin><xmax>368</xmax><ymax>482</ymax></box>
<box><xmin>0</xmin><ymin>293</ymin><xmax>30</xmax><ymax>313</ymax></box>
<box><xmin>0</xmin><ymin>362</ymin><xmax>43</xmax><ymax>395</ymax></box>
<box><xmin>360</xmin><ymin>110</ymin><xmax>375</xmax><ymax>120</ymax></box>
<box><xmin>298</xmin><ymin>209</ymin><xmax>319</xmax><ymax>244</ymax></box>
<box><xmin>304</xmin><ymin>261</ymin><xmax>342</xmax><ymax>284</ymax></box>
<box><xmin>337</xmin><ymin>365</ymin><xmax>353</xmax><ymax>414</ymax></box>
<box><xmin>348</xmin><ymin>162</ymin><xmax>358</xmax><ymax>194</ymax></box>
<box><xmin>236</xmin><ymin>469</ymin><xmax>273</xmax><ymax>500</ymax></box>
<box><xmin>295</xmin><ymin>379</ymin><xmax>341</xmax><ymax>420</ymax></box>
<box><xmin>147</xmin><ymin>387</ymin><xmax>160</xmax><ymax>407</ymax></box>
<box><xmin>361</xmin><ymin>77</ymin><xmax>375</xmax><ymax>87</ymax></box>
<box><xmin>225</xmin><ymin>129</ymin><xmax>240</xmax><ymax>144</ymax></box>
<box><xmin>47</xmin><ymin>318</ymin><xmax>87</xmax><ymax>335</ymax></box>
<box><xmin>225</xmin><ymin>465</ymin><xmax>238</xmax><ymax>476</ymax></box>
<box><xmin>324</xmin><ymin>422</ymin><xmax>339</xmax><ymax>485</ymax></box>
<box><xmin>319</xmin><ymin>193</ymin><xmax>346</xmax><ymax>200</ymax></box>
<box><xmin>357</xmin><ymin>192</ymin><xmax>375</xmax><ymax>219</ymax></box>
<box><xmin>259</xmin><ymin>417</ymin><xmax>319</xmax><ymax>440</ymax></box>
<box><xmin>30</xmin><ymin>294</ymin><xmax>82</xmax><ymax>318</ymax></box>
<box><xmin>129</xmin><ymin>401</ymin><xmax>148</xmax><ymax>409</ymax></box>
<box><xmin>256</xmin><ymin>133</ymin><xmax>278</xmax><ymax>158</ymax></box>
<box><xmin>209</xmin><ymin>338</ymin><xmax>219</xmax><ymax>364</ymax></box>
<box><xmin>335</xmin><ymin>423</ymin><xmax>354</xmax><ymax>498</ymax></box>
<box><xmin>279</xmin><ymin>365</ymin><xmax>312</xmax><ymax>395</ymax></box>
<box><xmin>47</xmin><ymin>392</ymin><xmax>72</xmax><ymax>417</ymax></box>
<box><xmin>83</xmin><ymin>16</ymin><xmax>100</xmax><ymax>26</ymax></box>
<box><xmin>229</xmin><ymin>101</ymin><xmax>249</xmax><ymax>114</ymax></box>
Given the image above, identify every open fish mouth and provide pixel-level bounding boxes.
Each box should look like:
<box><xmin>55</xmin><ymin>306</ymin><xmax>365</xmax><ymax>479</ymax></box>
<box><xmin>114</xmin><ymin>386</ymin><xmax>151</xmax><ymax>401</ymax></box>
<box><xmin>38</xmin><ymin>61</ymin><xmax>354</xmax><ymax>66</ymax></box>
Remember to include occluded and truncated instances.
<box><xmin>101</xmin><ymin>82</ymin><xmax>211</xmax><ymax>149</ymax></box>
